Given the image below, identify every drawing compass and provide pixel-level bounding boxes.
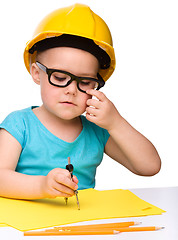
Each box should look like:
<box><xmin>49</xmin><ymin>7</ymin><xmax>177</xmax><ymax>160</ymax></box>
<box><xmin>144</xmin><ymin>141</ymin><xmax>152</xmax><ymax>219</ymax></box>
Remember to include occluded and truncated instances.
<box><xmin>65</xmin><ymin>157</ymin><xmax>80</xmax><ymax>210</ymax></box>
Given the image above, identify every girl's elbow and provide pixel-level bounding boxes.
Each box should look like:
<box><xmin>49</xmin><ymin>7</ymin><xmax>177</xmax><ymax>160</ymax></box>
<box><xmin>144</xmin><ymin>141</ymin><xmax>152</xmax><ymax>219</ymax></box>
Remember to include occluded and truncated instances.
<box><xmin>152</xmin><ymin>160</ymin><xmax>162</xmax><ymax>176</ymax></box>
<box><xmin>147</xmin><ymin>164</ymin><xmax>161</xmax><ymax>176</ymax></box>
<box><xmin>143</xmin><ymin>158</ymin><xmax>162</xmax><ymax>176</ymax></box>
<box><xmin>135</xmin><ymin>157</ymin><xmax>162</xmax><ymax>176</ymax></box>
<box><xmin>151</xmin><ymin>155</ymin><xmax>162</xmax><ymax>175</ymax></box>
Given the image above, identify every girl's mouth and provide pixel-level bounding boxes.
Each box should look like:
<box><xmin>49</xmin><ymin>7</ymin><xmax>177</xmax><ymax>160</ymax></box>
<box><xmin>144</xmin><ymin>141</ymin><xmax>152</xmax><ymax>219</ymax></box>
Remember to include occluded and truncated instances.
<box><xmin>61</xmin><ymin>101</ymin><xmax>76</xmax><ymax>106</ymax></box>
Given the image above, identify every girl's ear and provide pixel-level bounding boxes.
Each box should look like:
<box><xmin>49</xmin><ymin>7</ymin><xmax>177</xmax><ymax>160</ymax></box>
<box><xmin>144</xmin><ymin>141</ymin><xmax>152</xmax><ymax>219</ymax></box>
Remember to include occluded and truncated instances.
<box><xmin>31</xmin><ymin>63</ymin><xmax>40</xmax><ymax>85</ymax></box>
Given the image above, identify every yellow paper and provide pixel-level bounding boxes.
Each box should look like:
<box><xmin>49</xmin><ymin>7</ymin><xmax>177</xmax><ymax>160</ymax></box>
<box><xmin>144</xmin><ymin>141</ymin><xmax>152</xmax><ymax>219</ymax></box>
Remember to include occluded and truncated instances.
<box><xmin>0</xmin><ymin>189</ymin><xmax>165</xmax><ymax>231</ymax></box>
<box><xmin>0</xmin><ymin>223</ymin><xmax>8</xmax><ymax>227</ymax></box>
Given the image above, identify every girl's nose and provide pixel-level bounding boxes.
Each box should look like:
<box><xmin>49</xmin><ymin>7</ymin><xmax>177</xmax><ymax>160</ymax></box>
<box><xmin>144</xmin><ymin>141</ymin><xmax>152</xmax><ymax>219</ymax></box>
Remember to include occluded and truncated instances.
<box><xmin>64</xmin><ymin>80</ymin><xmax>78</xmax><ymax>95</ymax></box>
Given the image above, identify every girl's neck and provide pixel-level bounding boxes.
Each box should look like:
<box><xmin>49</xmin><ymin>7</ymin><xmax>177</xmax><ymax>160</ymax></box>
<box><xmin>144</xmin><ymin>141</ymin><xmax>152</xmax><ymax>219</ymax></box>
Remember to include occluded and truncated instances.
<box><xmin>32</xmin><ymin>106</ymin><xmax>83</xmax><ymax>142</ymax></box>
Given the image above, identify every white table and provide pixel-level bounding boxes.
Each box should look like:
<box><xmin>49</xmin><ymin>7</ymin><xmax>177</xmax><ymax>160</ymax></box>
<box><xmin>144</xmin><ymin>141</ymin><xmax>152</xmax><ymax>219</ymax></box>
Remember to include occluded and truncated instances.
<box><xmin>1</xmin><ymin>187</ymin><xmax>177</xmax><ymax>240</ymax></box>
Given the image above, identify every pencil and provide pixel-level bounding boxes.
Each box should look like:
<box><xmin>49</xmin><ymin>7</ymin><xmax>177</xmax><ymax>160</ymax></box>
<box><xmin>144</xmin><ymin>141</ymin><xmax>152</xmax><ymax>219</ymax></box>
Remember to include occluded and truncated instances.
<box><xmin>49</xmin><ymin>226</ymin><xmax>163</xmax><ymax>233</ymax></box>
<box><xmin>24</xmin><ymin>229</ymin><xmax>120</xmax><ymax>236</ymax></box>
<box><xmin>45</xmin><ymin>226</ymin><xmax>163</xmax><ymax>232</ymax></box>
<box><xmin>115</xmin><ymin>226</ymin><xmax>164</xmax><ymax>232</ymax></box>
<box><xmin>24</xmin><ymin>226</ymin><xmax>164</xmax><ymax>236</ymax></box>
<box><xmin>50</xmin><ymin>221</ymin><xmax>141</xmax><ymax>231</ymax></box>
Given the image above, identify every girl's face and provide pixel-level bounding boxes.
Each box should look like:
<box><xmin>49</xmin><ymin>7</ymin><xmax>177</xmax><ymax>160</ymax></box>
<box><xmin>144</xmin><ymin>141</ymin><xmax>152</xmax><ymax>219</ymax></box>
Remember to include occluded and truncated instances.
<box><xmin>31</xmin><ymin>47</ymin><xmax>99</xmax><ymax>121</ymax></box>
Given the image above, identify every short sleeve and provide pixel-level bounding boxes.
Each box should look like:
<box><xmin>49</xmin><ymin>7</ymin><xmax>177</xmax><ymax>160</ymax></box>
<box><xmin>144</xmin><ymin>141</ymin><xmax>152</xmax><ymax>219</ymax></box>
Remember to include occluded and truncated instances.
<box><xmin>100</xmin><ymin>127</ymin><xmax>110</xmax><ymax>146</ymax></box>
<box><xmin>0</xmin><ymin>111</ymin><xmax>25</xmax><ymax>147</ymax></box>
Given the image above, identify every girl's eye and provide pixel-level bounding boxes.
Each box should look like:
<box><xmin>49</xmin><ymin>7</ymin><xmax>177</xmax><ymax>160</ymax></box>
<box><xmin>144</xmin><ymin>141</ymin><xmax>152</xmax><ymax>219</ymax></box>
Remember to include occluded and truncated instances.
<box><xmin>51</xmin><ymin>72</ymin><xmax>70</xmax><ymax>84</ymax></box>
<box><xmin>80</xmin><ymin>81</ymin><xmax>91</xmax><ymax>86</ymax></box>
<box><xmin>54</xmin><ymin>76</ymin><xmax>67</xmax><ymax>82</ymax></box>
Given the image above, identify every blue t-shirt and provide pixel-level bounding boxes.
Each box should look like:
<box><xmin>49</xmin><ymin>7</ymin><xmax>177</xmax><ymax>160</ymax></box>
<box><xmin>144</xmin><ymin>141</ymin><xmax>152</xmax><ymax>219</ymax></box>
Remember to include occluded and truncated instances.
<box><xmin>0</xmin><ymin>107</ymin><xmax>110</xmax><ymax>190</ymax></box>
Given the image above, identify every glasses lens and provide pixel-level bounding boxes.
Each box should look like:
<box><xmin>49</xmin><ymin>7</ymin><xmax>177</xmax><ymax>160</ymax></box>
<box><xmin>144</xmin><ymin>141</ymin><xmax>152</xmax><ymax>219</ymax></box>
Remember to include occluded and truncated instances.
<box><xmin>50</xmin><ymin>71</ymin><xmax>100</xmax><ymax>92</ymax></box>
<box><xmin>50</xmin><ymin>71</ymin><xmax>71</xmax><ymax>86</ymax></box>
<box><xmin>79</xmin><ymin>79</ymin><xmax>99</xmax><ymax>92</ymax></box>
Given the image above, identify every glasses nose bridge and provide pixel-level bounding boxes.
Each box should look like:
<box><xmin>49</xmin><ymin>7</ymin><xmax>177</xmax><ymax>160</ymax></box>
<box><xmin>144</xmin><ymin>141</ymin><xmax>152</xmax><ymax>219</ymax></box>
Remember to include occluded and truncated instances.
<box><xmin>68</xmin><ymin>75</ymin><xmax>81</xmax><ymax>90</ymax></box>
<box><xmin>70</xmin><ymin>75</ymin><xmax>80</xmax><ymax>84</ymax></box>
<box><xmin>65</xmin><ymin>76</ymin><xmax>79</xmax><ymax>94</ymax></box>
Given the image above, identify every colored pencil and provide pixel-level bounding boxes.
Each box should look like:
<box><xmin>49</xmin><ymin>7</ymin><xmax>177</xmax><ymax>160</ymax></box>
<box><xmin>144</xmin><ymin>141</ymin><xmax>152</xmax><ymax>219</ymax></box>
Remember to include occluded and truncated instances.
<box><xmin>48</xmin><ymin>226</ymin><xmax>163</xmax><ymax>233</ymax></box>
<box><xmin>24</xmin><ymin>229</ymin><xmax>120</xmax><ymax>236</ymax></box>
<box><xmin>49</xmin><ymin>221</ymin><xmax>141</xmax><ymax>231</ymax></box>
<box><xmin>24</xmin><ymin>226</ymin><xmax>164</xmax><ymax>236</ymax></box>
<box><xmin>116</xmin><ymin>226</ymin><xmax>164</xmax><ymax>232</ymax></box>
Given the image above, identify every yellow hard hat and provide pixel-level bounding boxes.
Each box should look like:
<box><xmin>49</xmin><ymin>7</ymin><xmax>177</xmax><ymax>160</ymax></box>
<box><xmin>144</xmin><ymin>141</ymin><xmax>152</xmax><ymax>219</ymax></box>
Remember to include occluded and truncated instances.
<box><xmin>24</xmin><ymin>3</ymin><xmax>116</xmax><ymax>81</ymax></box>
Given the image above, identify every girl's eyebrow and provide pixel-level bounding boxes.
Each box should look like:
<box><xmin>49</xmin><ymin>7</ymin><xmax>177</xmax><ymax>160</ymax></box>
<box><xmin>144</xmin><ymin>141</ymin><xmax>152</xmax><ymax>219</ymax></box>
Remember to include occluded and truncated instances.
<box><xmin>77</xmin><ymin>72</ymin><xmax>98</xmax><ymax>78</ymax></box>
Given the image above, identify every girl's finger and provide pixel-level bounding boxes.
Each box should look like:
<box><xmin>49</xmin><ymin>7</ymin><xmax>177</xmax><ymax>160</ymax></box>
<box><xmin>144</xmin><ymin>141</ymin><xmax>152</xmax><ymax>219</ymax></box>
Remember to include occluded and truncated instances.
<box><xmin>50</xmin><ymin>188</ymin><xmax>73</xmax><ymax>198</ymax></box>
<box><xmin>86</xmin><ymin>99</ymin><xmax>101</xmax><ymax>109</ymax></box>
<box><xmin>55</xmin><ymin>174</ymin><xmax>78</xmax><ymax>190</ymax></box>
<box><xmin>86</xmin><ymin>112</ymin><xmax>97</xmax><ymax>124</ymax></box>
<box><xmin>86</xmin><ymin>106</ymin><xmax>98</xmax><ymax>116</ymax></box>
<box><xmin>53</xmin><ymin>181</ymin><xmax>75</xmax><ymax>196</ymax></box>
<box><xmin>86</xmin><ymin>89</ymin><xmax>106</xmax><ymax>101</ymax></box>
<box><xmin>72</xmin><ymin>175</ymin><xmax>79</xmax><ymax>184</ymax></box>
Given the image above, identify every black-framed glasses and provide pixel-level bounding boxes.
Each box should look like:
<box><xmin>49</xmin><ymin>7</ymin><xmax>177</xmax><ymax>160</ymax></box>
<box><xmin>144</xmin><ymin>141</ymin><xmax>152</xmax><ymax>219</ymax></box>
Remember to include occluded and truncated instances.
<box><xmin>36</xmin><ymin>61</ymin><xmax>105</xmax><ymax>93</ymax></box>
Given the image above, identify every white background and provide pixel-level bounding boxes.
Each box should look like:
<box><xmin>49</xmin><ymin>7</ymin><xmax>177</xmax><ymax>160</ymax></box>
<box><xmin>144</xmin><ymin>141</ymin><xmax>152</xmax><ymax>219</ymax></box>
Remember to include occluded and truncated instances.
<box><xmin>0</xmin><ymin>0</ymin><xmax>178</xmax><ymax>190</ymax></box>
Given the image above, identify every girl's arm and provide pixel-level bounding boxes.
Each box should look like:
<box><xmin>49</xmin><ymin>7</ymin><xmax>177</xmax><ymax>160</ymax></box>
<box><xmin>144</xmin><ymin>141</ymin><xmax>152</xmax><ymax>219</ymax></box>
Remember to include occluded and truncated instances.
<box><xmin>0</xmin><ymin>129</ymin><xmax>78</xmax><ymax>199</ymax></box>
<box><xmin>86</xmin><ymin>89</ymin><xmax>161</xmax><ymax>176</ymax></box>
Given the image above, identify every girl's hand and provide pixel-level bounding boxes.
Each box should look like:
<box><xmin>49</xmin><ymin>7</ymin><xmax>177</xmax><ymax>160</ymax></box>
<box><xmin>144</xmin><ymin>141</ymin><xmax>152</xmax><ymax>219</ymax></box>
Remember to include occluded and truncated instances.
<box><xmin>40</xmin><ymin>168</ymin><xmax>78</xmax><ymax>198</ymax></box>
<box><xmin>86</xmin><ymin>89</ymin><xmax>121</xmax><ymax>132</ymax></box>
